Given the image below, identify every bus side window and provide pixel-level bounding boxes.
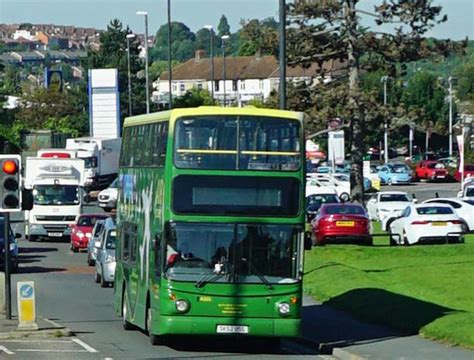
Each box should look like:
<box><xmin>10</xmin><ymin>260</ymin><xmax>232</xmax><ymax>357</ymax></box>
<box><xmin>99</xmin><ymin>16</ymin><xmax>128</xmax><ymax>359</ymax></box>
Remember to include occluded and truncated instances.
<box><xmin>129</xmin><ymin>127</ymin><xmax>138</xmax><ymax>167</ymax></box>
<box><xmin>142</xmin><ymin>124</ymin><xmax>153</xmax><ymax>166</ymax></box>
<box><xmin>130</xmin><ymin>224</ymin><xmax>138</xmax><ymax>263</ymax></box>
<box><xmin>151</xmin><ymin>123</ymin><xmax>162</xmax><ymax>166</ymax></box>
<box><xmin>122</xmin><ymin>226</ymin><xmax>130</xmax><ymax>262</ymax></box>
<box><xmin>154</xmin><ymin>232</ymin><xmax>162</xmax><ymax>276</ymax></box>
<box><xmin>135</xmin><ymin>126</ymin><xmax>145</xmax><ymax>166</ymax></box>
<box><xmin>120</xmin><ymin>128</ymin><xmax>131</xmax><ymax>167</ymax></box>
<box><xmin>159</xmin><ymin>123</ymin><xmax>168</xmax><ymax>167</ymax></box>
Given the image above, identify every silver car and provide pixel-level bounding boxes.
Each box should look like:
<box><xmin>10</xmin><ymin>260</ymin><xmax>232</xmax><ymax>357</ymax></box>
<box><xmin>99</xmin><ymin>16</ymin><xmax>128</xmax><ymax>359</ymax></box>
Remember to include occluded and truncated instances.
<box><xmin>87</xmin><ymin>216</ymin><xmax>115</xmax><ymax>266</ymax></box>
<box><xmin>94</xmin><ymin>225</ymin><xmax>116</xmax><ymax>288</ymax></box>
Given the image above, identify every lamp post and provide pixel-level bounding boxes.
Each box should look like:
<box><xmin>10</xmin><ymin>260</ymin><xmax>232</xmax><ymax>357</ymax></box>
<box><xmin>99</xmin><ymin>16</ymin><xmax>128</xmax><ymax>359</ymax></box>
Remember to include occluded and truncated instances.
<box><xmin>204</xmin><ymin>25</ymin><xmax>215</xmax><ymax>103</ymax></box>
<box><xmin>381</xmin><ymin>75</ymin><xmax>390</xmax><ymax>164</ymax></box>
<box><xmin>126</xmin><ymin>33</ymin><xmax>135</xmax><ymax>117</ymax></box>
<box><xmin>167</xmin><ymin>0</ymin><xmax>172</xmax><ymax>109</ymax></box>
<box><xmin>279</xmin><ymin>0</ymin><xmax>286</xmax><ymax>110</ymax></box>
<box><xmin>448</xmin><ymin>76</ymin><xmax>454</xmax><ymax>158</ymax></box>
<box><xmin>221</xmin><ymin>35</ymin><xmax>229</xmax><ymax>107</ymax></box>
<box><xmin>136</xmin><ymin>11</ymin><xmax>150</xmax><ymax>113</ymax></box>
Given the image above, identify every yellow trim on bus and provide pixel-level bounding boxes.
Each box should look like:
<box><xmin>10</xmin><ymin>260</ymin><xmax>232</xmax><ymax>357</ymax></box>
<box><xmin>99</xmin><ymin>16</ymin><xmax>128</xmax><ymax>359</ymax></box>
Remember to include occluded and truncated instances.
<box><xmin>242</xmin><ymin>151</ymin><xmax>299</xmax><ymax>156</ymax></box>
<box><xmin>176</xmin><ymin>149</ymin><xmax>237</xmax><ymax>154</ymax></box>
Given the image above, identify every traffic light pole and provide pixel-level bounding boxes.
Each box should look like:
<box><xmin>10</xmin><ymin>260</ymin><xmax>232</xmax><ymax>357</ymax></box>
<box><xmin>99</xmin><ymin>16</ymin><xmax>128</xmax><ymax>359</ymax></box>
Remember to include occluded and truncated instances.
<box><xmin>4</xmin><ymin>211</ymin><xmax>11</xmax><ymax>320</ymax></box>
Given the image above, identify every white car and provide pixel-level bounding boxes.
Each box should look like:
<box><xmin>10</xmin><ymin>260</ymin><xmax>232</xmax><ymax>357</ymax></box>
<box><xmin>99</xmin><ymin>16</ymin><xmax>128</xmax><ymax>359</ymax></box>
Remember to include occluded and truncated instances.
<box><xmin>306</xmin><ymin>174</ymin><xmax>350</xmax><ymax>202</ymax></box>
<box><xmin>98</xmin><ymin>178</ymin><xmax>118</xmax><ymax>212</ymax></box>
<box><xmin>457</xmin><ymin>183</ymin><xmax>474</xmax><ymax>200</ymax></box>
<box><xmin>422</xmin><ymin>198</ymin><xmax>474</xmax><ymax>232</ymax></box>
<box><xmin>366</xmin><ymin>191</ymin><xmax>414</xmax><ymax>230</ymax></box>
<box><xmin>389</xmin><ymin>204</ymin><xmax>465</xmax><ymax>245</ymax></box>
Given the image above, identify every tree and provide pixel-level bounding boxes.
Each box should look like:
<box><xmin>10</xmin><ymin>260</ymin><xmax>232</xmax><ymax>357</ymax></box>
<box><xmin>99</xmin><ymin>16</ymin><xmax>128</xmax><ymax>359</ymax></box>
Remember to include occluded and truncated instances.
<box><xmin>173</xmin><ymin>88</ymin><xmax>213</xmax><ymax>108</ymax></box>
<box><xmin>151</xmin><ymin>22</ymin><xmax>196</xmax><ymax>62</ymax></box>
<box><xmin>217</xmin><ymin>15</ymin><xmax>231</xmax><ymax>37</ymax></box>
<box><xmin>287</xmin><ymin>0</ymin><xmax>465</xmax><ymax>203</ymax></box>
<box><xmin>238</xmin><ymin>18</ymin><xmax>279</xmax><ymax>56</ymax></box>
<box><xmin>86</xmin><ymin>19</ymin><xmax>146</xmax><ymax>120</ymax></box>
<box><xmin>456</xmin><ymin>64</ymin><xmax>474</xmax><ymax>101</ymax></box>
<box><xmin>195</xmin><ymin>28</ymin><xmax>219</xmax><ymax>57</ymax></box>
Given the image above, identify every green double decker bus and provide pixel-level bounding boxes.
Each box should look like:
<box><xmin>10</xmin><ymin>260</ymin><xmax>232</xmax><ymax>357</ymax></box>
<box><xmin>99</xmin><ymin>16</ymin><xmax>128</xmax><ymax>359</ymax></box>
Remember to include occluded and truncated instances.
<box><xmin>114</xmin><ymin>106</ymin><xmax>309</xmax><ymax>343</ymax></box>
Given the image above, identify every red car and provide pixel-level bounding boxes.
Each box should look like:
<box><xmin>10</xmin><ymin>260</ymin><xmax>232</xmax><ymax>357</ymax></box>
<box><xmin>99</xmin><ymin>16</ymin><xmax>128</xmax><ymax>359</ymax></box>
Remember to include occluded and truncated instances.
<box><xmin>312</xmin><ymin>203</ymin><xmax>372</xmax><ymax>245</ymax></box>
<box><xmin>70</xmin><ymin>214</ymin><xmax>108</xmax><ymax>252</ymax></box>
<box><xmin>415</xmin><ymin>161</ymin><xmax>449</xmax><ymax>181</ymax></box>
<box><xmin>455</xmin><ymin>164</ymin><xmax>474</xmax><ymax>182</ymax></box>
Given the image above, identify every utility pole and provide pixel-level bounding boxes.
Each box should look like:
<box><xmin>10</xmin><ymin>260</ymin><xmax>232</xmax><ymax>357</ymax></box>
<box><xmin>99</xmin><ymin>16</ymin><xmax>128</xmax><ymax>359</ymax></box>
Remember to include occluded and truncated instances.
<box><xmin>167</xmin><ymin>0</ymin><xmax>172</xmax><ymax>109</ymax></box>
<box><xmin>221</xmin><ymin>35</ymin><xmax>229</xmax><ymax>107</ymax></box>
<box><xmin>279</xmin><ymin>0</ymin><xmax>286</xmax><ymax>110</ymax></box>
<box><xmin>136</xmin><ymin>11</ymin><xmax>150</xmax><ymax>113</ymax></box>
<box><xmin>448</xmin><ymin>76</ymin><xmax>454</xmax><ymax>157</ymax></box>
<box><xmin>204</xmin><ymin>25</ymin><xmax>215</xmax><ymax>103</ymax></box>
<box><xmin>126</xmin><ymin>34</ymin><xmax>135</xmax><ymax>117</ymax></box>
<box><xmin>381</xmin><ymin>75</ymin><xmax>390</xmax><ymax>164</ymax></box>
<box><xmin>4</xmin><ymin>212</ymin><xmax>11</xmax><ymax>319</ymax></box>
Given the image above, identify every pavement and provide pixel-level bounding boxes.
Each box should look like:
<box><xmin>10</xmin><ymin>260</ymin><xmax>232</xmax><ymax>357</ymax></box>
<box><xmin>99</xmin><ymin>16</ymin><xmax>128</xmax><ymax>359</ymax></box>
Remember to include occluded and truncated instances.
<box><xmin>0</xmin><ymin>315</ymin><xmax>71</xmax><ymax>340</ymax></box>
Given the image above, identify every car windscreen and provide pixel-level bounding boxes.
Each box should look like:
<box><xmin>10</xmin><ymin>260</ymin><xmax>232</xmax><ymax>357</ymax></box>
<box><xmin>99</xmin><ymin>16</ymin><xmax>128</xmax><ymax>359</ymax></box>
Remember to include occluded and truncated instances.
<box><xmin>416</xmin><ymin>206</ymin><xmax>453</xmax><ymax>215</ymax></box>
<box><xmin>391</xmin><ymin>165</ymin><xmax>408</xmax><ymax>173</ymax></box>
<box><xmin>324</xmin><ymin>205</ymin><xmax>366</xmax><ymax>215</ymax></box>
<box><xmin>33</xmin><ymin>185</ymin><xmax>80</xmax><ymax>206</ymax></box>
<box><xmin>380</xmin><ymin>194</ymin><xmax>410</xmax><ymax>202</ymax></box>
<box><xmin>463</xmin><ymin>200</ymin><xmax>474</xmax><ymax>206</ymax></box>
<box><xmin>306</xmin><ymin>194</ymin><xmax>339</xmax><ymax>206</ymax></box>
<box><xmin>106</xmin><ymin>230</ymin><xmax>116</xmax><ymax>249</ymax></box>
<box><xmin>466</xmin><ymin>188</ymin><xmax>474</xmax><ymax>197</ymax></box>
<box><xmin>78</xmin><ymin>216</ymin><xmax>105</xmax><ymax>227</ymax></box>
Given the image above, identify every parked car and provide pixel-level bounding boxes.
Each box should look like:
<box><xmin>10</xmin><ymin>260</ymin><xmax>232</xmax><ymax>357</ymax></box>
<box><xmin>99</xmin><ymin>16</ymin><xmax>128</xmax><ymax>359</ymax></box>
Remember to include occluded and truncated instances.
<box><xmin>312</xmin><ymin>203</ymin><xmax>372</xmax><ymax>246</ymax></box>
<box><xmin>94</xmin><ymin>221</ymin><xmax>117</xmax><ymax>287</ymax></box>
<box><xmin>306</xmin><ymin>193</ymin><xmax>340</xmax><ymax>223</ymax></box>
<box><xmin>454</xmin><ymin>164</ymin><xmax>474</xmax><ymax>182</ymax></box>
<box><xmin>98</xmin><ymin>178</ymin><xmax>118</xmax><ymax>212</ymax></box>
<box><xmin>423</xmin><ymin>198</ymin><xmax>474</xmax><ymax>232</ymax></box>
<box><xmin>388</xmin><ymin>204</ymin><xmax>465</xmax><ymax>245</ymax></box>
<box><xmin>0</xmin><ymin>216</ymin><xmax>20</xmax><ymax>273</ymax></box>
<box><xmin>415</xmin><ymin>161</ymin><xmax>449</xmax><ymax>181</ymax></box>
<box><xmin>366</xmin><ymin>191</ymin><xmax>415</xmax><ymax>230</ymax></box>
<box><xmin>87</xmin><ymin>216</ymin><xmax>114</xmax><ymax>266</ymax></box>
<box><xmin>437</xmin><ymin>157</ymin><xmax>458</xmax><ymax>169</ymax></box>
<box><xmin>332</xmin><ymin>173</ymin><xmax>372</xmax><ymax>192</ymax></box>
<box><xmin>307</xmin><ymin>173</ymin><xmax>351</xmax><ymax>202</ymax></box>
<box><xmin>70</xmin><ymin>214</ymin><xmax>109</xmax><ymax>252</ymax></box>
<box><xmin>378</xmin><ymin>164</ymin><xmax>412</xmax><ymax>185</ymax></box>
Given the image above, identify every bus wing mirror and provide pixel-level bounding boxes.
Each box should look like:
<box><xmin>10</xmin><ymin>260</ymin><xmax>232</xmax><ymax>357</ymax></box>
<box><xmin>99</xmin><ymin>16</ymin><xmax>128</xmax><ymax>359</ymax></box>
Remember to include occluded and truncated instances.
<box><xmin>304</xmin><ymin>232</ymin><xmax>312</xmax><ymax>250</ymax></box>
<box><xmin>84</xmin><ymin>194</ymin><xmax>91</xmax><ymax>203</ymax></box>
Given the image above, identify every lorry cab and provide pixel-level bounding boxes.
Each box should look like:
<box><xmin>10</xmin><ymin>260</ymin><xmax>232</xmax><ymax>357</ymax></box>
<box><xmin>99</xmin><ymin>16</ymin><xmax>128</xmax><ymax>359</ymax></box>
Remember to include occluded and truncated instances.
<box><xmin>24</xmin><ymin>157</ymin><xmax>86</xmax><ymax>241</ymax></box>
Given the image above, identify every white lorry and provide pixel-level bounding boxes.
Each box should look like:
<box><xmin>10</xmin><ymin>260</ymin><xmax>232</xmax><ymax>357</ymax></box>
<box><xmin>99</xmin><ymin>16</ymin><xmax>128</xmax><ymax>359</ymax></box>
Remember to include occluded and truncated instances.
<box><xmin>65</xmin><ymin>137</ymin><xmax>121</xmax><ymax>189</ymax></box>
<box><xmin>24</xmin><ymin>157</ymin><xmax>86</xmax><ymax>241</ymax></box>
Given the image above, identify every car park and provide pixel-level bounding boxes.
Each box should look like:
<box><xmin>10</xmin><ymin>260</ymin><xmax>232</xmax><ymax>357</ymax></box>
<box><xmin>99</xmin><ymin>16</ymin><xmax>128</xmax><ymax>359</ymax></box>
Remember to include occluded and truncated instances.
<box><xmin>415</xmin><ymin>160</ymin><xmax>449</xmax><ymax>181</ymax></box>
<box><xmin>306</xmin><ymin>193</ymin><xmax>340</xmax><ymax>223</ymax></box>
<box><xmin>0</xmin><ymin>217</ymin><xmax>20</xmax><ymax>273</ymax></box>
<box><xmin>70</xmin><ymin>214</ymin><xmax>109</xmax><ymax>252</ymax></box>
<box><xmin>307</xmin><ymin>173</ymin><xmax>351</xmax><ymax>202</ymax></box>
<box><xmin>423</xmin><ymin>198</ymin><xmax>474</xmax><ymax>231</ymax></box>
<box><xmin>388</xmin><ymin>204</ymin><xmax>465</xmax><ymax>245</ymax></box>
<box><xmin>366</xmin><ymin>191</ymin><xmax>414</xmax><ymax>230</ymax></box>
<box><xmin>94</xmin><ymin>221</ymin><xmax>117</xmax><ymax>287</ymax></box>
<box><xmin>98</xmin><ymin>177</ymin><xmax>118</xmax><ymax>212</ymax></box>
<box><xmin>378</xmin><ymin>164</ymin><xmax>412</xmax><ymax>185</ymax></box>
<box><xmin>312</xmin><ymin>203</ymin><xmax>372</xmax><ymax>246</ymax></box>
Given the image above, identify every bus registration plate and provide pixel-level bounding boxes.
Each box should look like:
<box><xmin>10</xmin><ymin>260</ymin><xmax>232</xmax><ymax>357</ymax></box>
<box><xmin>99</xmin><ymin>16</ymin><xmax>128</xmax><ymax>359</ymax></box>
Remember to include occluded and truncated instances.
<box><xmin>216</xmin><ymin>325</ymin><xmax>249</xmax><ymax>334</ymax></box>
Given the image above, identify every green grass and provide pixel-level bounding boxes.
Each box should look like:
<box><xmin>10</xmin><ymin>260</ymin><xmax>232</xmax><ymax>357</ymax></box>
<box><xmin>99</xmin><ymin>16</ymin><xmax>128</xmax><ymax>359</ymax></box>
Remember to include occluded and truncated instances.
<box><xmin>303</xmin><ymin>223</ymin><xmax>474</xmax><ymax>348</ymax></box>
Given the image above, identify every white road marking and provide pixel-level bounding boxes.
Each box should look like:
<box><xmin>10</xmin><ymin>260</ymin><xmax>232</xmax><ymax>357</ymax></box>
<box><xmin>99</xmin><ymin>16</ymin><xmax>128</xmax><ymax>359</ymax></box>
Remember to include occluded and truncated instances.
<box><xmin>0</xmin><ymin>345</ymin><xmax>15</xmax><ymax>355</ymax></box>
<box><xmin>14</xmin><ymin>349</ymin><xmax>87</xmax><ymax>352</ymax></box>
<box><xmin>72</xmin><ymin>337</ymin><xmax>99</xmax><ymax>353</ymax></box>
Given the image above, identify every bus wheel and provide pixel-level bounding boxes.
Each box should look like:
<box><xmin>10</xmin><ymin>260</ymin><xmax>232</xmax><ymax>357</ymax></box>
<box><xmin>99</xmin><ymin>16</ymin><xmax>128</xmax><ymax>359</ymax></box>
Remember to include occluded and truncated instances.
<box><xmin>122</xmin><ymin>290</ymin><xmax>133</xmax><ymax>330</ymax></box>
<box><xmin>147</xmin><ymin>306</ymin><xmax>160</xmax><ymax>345</ymax></box>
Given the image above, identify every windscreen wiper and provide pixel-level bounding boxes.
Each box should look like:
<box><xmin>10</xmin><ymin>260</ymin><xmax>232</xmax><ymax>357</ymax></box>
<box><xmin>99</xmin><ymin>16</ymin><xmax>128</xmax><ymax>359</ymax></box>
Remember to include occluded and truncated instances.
<box><xmin>195</xmin><ymin>272</ymin><xmax>227</xmax><ymax>288</ymax></box>
<box><xmin>245</xmin><ymin>259</ymin><xmax>274</xmax><ymax>290</ymax></box>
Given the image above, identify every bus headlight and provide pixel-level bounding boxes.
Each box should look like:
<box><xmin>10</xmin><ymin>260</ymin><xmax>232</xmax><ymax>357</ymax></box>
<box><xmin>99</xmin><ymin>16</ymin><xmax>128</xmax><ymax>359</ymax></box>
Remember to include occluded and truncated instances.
<box><xmin>175</xmin><ymin>300</ymin><xmax>189</xmax><ymax>313</ymax></box>
<box><xmin>278</xmin><ymin>302</ymin><xmax>290</xmax><ymax>315</ymax></box>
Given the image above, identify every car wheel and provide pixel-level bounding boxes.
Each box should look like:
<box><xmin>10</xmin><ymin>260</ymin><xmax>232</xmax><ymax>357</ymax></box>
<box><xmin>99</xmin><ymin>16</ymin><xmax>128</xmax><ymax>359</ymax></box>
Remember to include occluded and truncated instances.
<box><xmin>340</xmin><ymin>193</ymin><xmax>350</xmax><ymax>202</ymax></box>
<box><xmin>387</xmin><ymin>178</ymin><xmax>392</xmax><ymax>186</ymax></box>
<box><xmin>94</xmin><ymin>271</ymin><xmax>100</xmax><ymax>284</ymax></box>
<box><xmin>71</xmin><ymin>244</ymin><xmax>78</xmax><ymax>253</ymax></box>
<box><xmin>87</xmin><ymin>255</ymin><xmax>95</xmax><ymax>266</ymax></box>
<box><xmin>100</xmin><ymin>267</ymin><xmax>109</xmax><ymax>288</ymax></box>
<box><xmin>122</xmin><ymin>289</ymin><xmax>134</xmax><ymax>330</ymax></box>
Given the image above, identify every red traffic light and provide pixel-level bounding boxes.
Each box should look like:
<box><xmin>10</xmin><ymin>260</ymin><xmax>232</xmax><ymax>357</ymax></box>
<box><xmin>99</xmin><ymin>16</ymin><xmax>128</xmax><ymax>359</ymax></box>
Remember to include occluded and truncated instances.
<box><xmin>3</xmin><ymin>160</ymin><xmax>18</xmax><ymax>175</ymax></box>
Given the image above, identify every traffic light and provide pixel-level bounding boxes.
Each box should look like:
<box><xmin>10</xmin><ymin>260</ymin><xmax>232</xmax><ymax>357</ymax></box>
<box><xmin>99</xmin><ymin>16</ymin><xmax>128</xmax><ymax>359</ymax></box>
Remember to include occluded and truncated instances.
<box><xmin>0</xmin><ymin>155</ymin><xmax>22</xmax><ymax>212</ymax></box>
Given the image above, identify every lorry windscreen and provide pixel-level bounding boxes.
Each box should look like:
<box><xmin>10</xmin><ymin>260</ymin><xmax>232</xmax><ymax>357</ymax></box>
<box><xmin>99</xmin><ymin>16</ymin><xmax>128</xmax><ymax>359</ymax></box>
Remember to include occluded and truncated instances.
<box><xmin>33</xmin><ymin>185</ymin><xmax>80</xmax><ymax>205</ymax></box>
<box><xmin>82</xmin><ymin>156</ymin><xmax>98</xmax><ymax>169</ymax></box>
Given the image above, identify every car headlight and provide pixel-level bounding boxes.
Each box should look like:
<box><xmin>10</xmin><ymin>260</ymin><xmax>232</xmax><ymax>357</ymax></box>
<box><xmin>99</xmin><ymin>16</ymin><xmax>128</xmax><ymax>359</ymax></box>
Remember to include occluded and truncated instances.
<box><xmin>86</xmin><ymin>233</ymin><xmax>92</xmax><ymax>238</ymax></box>
<box><xmin>76</xmin><ymin>231</ymin><xmax>84</xmax><ymax>238</ymax></box>
<box><xmin>278</xmin><ymin>302</ymin><xmax>290</xmax><ymax>315</ymax></box>
<box><xmin>175</xmin><ymin>300</ymin><xmax>189</xmax><ymax>313</ymax></box>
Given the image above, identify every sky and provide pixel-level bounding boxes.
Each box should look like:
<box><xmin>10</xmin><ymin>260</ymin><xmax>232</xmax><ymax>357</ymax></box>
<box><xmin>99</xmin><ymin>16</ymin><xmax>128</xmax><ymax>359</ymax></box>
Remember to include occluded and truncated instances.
<box><xmin>0</xmin><ymin>0</ymin><xmax>472</xmax><ymax>40</ymax></box>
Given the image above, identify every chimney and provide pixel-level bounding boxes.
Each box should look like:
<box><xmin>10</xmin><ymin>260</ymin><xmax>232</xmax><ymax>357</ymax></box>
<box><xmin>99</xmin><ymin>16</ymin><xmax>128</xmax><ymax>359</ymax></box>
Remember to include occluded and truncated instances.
<box><xmin>255</xmin><ymin>47</ymin><xmax>262</xmax><ymax>59</ymax></box>
<box><xmin>195</xmin><ymin>49</ymin><xmax>207</xmax><ymax>62</ymax></box>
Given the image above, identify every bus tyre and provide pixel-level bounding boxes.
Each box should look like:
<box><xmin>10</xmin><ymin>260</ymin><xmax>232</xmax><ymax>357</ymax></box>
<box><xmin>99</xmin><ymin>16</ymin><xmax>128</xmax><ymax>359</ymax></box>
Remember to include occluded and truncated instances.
<box><xmin>147</xmin><ymin>307</ymin><xmax>160</xmax><ymax>345</ymax></box>
<box><xmin>122</xmin><ymin>290</ymin><xmax>133</xmax><ymax>330</ymax></box>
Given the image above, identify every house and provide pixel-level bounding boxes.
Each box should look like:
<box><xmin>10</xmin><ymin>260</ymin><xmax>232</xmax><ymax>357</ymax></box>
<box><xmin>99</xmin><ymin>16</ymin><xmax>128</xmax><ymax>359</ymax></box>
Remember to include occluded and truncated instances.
<box><xmin>153</xmin><ymin>50</ymin><xmax>344</xmax><ymax>106</ymax></box>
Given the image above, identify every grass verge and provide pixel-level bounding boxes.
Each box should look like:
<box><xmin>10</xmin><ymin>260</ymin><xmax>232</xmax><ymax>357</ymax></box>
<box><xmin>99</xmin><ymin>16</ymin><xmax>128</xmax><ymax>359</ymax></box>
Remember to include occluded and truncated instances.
<box><xmin>303</xmin><ymin>223</ymin><xmax>474</xmax><ymax>349</ymax></box>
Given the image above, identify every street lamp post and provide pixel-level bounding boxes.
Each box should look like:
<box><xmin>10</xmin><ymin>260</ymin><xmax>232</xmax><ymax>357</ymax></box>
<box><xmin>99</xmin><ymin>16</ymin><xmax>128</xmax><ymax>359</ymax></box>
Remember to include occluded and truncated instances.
<box><xmin>448</xmin><ymin>76</ymin><xmax>454</xmax><ymax>158</ymax></box>
<box><xmin>167</xmin><ymin>0</ymin><xmax>172</xmax><ymax>109</ymax></box>
<box><xmin>381</xmin><ymin>75</ymin><xmax>390</xmax><ymax>164</ymax></box>
<box><xmin>221</xmin><ymin>35</ymin><xmax>229</xmax><ymax>107</ymax></box>
<box><xmin>136</xmin><ymin>11</ymin><xmax>150</xmax><ymax>114</ymax></box>
<box><xmin>126</xmin><ymin>33</ymin><xmax>135</xmax><ymax>117</ymax></box>
<box><xmin>204</xmin><ymin>25</ymin><xmax>215</xmax><ymax>103</ymax></box>
<box><xmin>279</xmin><ymin>0</ymin><xmax>286</xmax><ymax>110</ymax></box>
